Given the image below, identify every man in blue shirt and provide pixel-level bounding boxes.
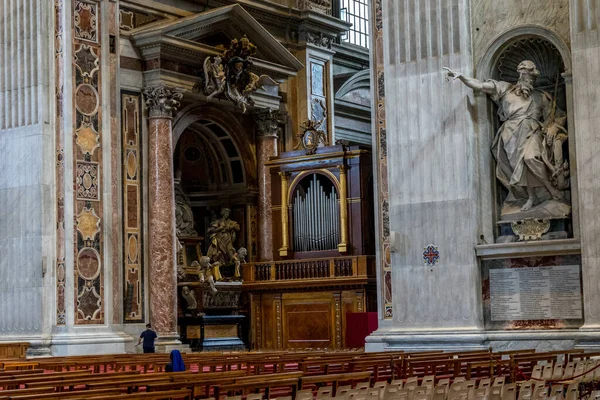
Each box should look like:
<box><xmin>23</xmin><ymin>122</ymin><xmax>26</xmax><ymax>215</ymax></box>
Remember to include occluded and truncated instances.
<box><xmin>138</xmin><ymin>324</ymin><xmax>157</xmax><ymax>353</ymax></box>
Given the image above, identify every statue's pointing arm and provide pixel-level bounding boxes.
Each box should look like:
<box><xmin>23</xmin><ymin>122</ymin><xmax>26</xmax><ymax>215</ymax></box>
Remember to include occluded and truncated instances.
<box><xmin>443</xmin><ymin>67</ymin><xmax>496</xmax><ymax>93</ymax></box>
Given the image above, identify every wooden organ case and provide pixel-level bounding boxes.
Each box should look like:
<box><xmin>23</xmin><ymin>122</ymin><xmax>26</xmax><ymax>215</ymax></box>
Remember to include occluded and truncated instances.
<box><xmin>243</xmin><ymin>145</ymin><xmax>376</xmax><ymax>350</ymax></box>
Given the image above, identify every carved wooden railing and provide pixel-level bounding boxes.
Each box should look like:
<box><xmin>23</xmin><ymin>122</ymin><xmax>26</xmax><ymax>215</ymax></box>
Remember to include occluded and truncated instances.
<box><xmin>243</xmin><ymin>256</ymin><xmax>371</xmax><ymax>284</ymax></box>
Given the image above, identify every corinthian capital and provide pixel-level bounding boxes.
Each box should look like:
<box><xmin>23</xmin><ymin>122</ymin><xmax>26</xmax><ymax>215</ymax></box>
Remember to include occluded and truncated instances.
<box><xmin>254</xmin><ymin>109</ymin><xmax>287</xmax><ymax>138</ymax></box>
<box><xmin>143</xmin><ymin>86</ymin><xmax>185</xmax><ymax>119</ymax></box>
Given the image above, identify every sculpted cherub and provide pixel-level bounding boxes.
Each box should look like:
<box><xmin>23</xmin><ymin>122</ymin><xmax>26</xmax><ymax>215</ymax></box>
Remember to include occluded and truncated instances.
<box><xmin>198</xmin><ymin>256</ymin><xmax>218</xmax><ymax>294</ymax></box>
<box><xmin>203</xmin><ymin>55</ymin><xmax>226</xmax><ymax>100</ymax></box>
<box><xmin>233</xmin><ymin>247</ymin><xmax>247</xmax><ymax>280</ymax></box>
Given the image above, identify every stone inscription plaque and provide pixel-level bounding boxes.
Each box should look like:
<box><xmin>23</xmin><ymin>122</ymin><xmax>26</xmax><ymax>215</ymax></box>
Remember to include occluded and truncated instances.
<box><xmin>489</xmin><ymin>265</ymin><xmax>582</xmax><ymax>321</ymax></box>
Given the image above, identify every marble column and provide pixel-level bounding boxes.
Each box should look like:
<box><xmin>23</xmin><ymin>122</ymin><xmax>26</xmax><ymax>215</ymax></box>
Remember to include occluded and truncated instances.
<box><xmin>143</xmin><ymin>86</ymin><xmax>184</xmax><ymax>345</ymax></box>
<box><xmin>254</xmin><ymin>110</ymin><xmax>286</xmax><ymax>261</ymax></box>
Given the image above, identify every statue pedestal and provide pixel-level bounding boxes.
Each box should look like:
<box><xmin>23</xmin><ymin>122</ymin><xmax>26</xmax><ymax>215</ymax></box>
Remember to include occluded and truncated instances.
<box><xmin>177</xmin><ymin>282</ymin><xmax>246</xmax><ymax>352</ymax></box>
<box><xmin>497</xmin><ymin>217</ymin><xmax>570</xmax><ymax>243</ymax></box>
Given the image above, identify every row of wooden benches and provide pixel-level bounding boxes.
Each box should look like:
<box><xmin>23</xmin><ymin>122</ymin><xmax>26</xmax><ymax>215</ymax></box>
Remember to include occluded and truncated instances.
<box><xmin>0</xmin><ymin>348</ymin><xmax>598</xmax><ymax>400</ymax></box>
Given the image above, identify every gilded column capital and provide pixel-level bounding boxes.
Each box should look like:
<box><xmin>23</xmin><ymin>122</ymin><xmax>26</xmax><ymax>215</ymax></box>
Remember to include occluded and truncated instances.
<box><xmin>254</xmin><ymin>109</ymin><xmax>287</xmax><ymax>138</ymax></box>
<box><xmin>278</xmin><ymin>171</ymin><xmax>291</xmax><ymax>180</ymax></box>
<box><xmin>143</xmin><ymin>85</ymin><xmax>184</xmax><ymax>119</ymax></box>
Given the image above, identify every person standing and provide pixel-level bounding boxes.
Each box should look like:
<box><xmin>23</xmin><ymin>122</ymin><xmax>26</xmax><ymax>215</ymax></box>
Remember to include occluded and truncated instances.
<box><xmin>138</xmin><ymin>324</ymin><xmax>157</xmax><ymax>353</ymax></box>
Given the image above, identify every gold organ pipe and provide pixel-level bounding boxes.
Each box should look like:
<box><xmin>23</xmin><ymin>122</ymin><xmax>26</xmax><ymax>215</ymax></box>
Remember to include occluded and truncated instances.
<box><xmin>337</xmin><ymin>165</ymin><xmax>348</xmax><ymax>253</ymax></box>
<box><xmin>279</xmin><ymin>172</ymin><xmax>290</xmax><ymax>257</ymax></box>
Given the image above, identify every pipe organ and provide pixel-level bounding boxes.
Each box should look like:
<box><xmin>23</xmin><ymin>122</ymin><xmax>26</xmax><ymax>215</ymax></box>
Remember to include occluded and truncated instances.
<box><xmin>292</xmin><ymin>174</ymin><xmax>340</xmax><ymax>252</ymax></box>
<box><xmin>244</xmin><ymin>144</ymin><xmax>376</xmax><ymax>350</ymax></box>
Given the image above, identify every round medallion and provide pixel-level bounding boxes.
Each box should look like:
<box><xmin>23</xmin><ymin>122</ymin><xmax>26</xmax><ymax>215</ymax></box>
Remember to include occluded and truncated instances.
<box><xmin>75</xmin><ymin>83</ymin><xmax>99</xmax><ymax>116</ymax></box>
<box><xmin>77</xmin><ymin>248</ymin><xmax>101</xmax><ymax>280</ymax></box>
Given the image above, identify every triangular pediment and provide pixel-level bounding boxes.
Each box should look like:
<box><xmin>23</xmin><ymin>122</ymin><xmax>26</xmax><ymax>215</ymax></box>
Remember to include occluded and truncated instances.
<box><xmin>132</xmin><ymin>4</ymin><xmax>303</xmax><ymax>76</ymax></box>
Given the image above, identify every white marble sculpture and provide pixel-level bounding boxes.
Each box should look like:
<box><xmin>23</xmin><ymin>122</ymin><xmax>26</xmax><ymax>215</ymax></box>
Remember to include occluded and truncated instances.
<box><xmin>444</xmin><ymin>60</ymin><xmax>570</xmax><ymax>220</ymax></box>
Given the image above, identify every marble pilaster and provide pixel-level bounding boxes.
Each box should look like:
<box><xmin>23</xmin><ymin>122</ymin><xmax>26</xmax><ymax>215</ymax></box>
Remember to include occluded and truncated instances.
<box><xmin>367</xmin><ymin>0</ymin><xmax>483</xmax><ymax>350</ymax></box>
<box><xmin>254</xmin><ymin>110</ymin><xmax>285</xmax><ymax>261</ymax></box>
<box><xmin>143</xmin><ymin>86</ymin><xmax>184</xmax><ymax>343</ymax></box>
<box><xmin>569</xmin><ymin>0</ymin><xmax>600</xmax><ymax>334</ymax></box>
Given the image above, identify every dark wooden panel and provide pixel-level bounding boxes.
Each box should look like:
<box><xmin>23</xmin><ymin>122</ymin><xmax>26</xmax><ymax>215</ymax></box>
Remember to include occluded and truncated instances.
<box><xmin>260</xmin><ymin>293</ymin><xmax>277</xmax><ymax>349</ymax></box>
<box><xmin>282</xmin><ymin>293</ymin><xmax>334</xmax><ymax>349</ymax></box>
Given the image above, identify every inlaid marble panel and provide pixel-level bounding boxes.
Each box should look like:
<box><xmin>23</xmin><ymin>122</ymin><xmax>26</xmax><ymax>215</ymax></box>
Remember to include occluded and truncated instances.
<box><xmin>121</xmin><ymin>92</ymin><xmax>144</xmax><ymax>323</ymax></box>
<box><xmin>372</xmin><ymin>0</ymin><xmax>392</xmax><ymax>318</ymax></box>
<box><xmin>73</xmin><ymin>0</ymin><xmax>104</xmax><ymax>325</ymax></box>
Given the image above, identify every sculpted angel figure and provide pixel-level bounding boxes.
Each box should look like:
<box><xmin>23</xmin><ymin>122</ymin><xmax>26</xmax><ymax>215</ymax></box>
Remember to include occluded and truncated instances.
<box><xmin>203</xmin><ymin>55</ymin><xmax>226</xmax><ymax>100</ymax></box>
<box><xmin>444</xmin><ymin>60</ymin><xmax>569</xmax><ymax>215</ymax></box>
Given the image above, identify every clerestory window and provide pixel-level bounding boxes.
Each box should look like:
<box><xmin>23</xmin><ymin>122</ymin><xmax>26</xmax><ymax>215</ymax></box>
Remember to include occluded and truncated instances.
<box><xmin>339</xmin><ymin>0</ymin><xmax>369</xmax><ymax>48</ymax></box>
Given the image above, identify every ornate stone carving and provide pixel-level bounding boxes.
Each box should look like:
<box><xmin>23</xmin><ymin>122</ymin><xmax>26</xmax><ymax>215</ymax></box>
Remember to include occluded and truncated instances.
<box><xmin>511</xmin><ymin>218</ymin><xmax>551</xmax><ymax>241</ymax></box>
<box><xmin>445</xmin><ymin>59</ymin><xmax>571</xmax><ymax>221</ymax></box>
<box><xmin>202</xmin><ymin>289</ymin><xmax>241</xmax><ymax>308</ymax></box>
<box><xmin>181</xmin><ymin>286</ymin><xmax>198</xmax><ymax>310</ymax></box>
<box><xmin>143</xmin><ymin>86</ymin><xmax>184</xmax><ymax>118</ymax></box>
<box><xmin>295</xmin><ymin>118</ymin><xmax>328</xmax><ymax>155</ymax></box>
<box><xmin>305</xmin><ymin>31</ymin><xmax>333</xmax><ymax>49</ymax></box>
<box><xmin>297</xmin><ymin>0</ymin><xmax>332</xmax><ymax>15</ymax></box>
<box><xmin>200</xmin><ymin>36</ymin><xmax>278</xmax><ymax>113</ymax></box>
<box><xmin>254</xmin><ymin>109</ymin><xmax>286</xmax><ymax>138</ymax></box>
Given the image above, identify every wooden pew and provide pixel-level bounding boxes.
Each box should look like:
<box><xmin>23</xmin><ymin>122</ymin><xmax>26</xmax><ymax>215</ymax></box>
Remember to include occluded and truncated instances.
<box><xmin>87</xmin><ymin>389</ymin><xmax>193</xmax><ymax>400</ymax></box>
<box><xmin>300</xmin><ymin>371</ymin><xmax>373</xmax><ymax>394</ymax></box>
<box><xmin>214</xmin><ymin>372</ymin><xmax>303</xmax><ymax>399</ymax></box>
<box><xmin>1</xmin><ymin>388</ymin><xmax>124</xmax><ymax>400</ymax></box>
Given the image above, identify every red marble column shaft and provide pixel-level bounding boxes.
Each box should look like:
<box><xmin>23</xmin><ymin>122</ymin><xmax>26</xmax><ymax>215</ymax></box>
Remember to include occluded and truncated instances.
<box><xmin>147</xmin><ymin>115</ymin><xmax>178</xmax><ymax>338</ymax></box>
<box><xmin>257</xmin><ymin>135</ymin><xmax>277</xmax><ymax>261</ymax></box>
<box><xmin>254</xmin><ymin>110</ymin><xmax>285</xmax><ymax>261</ymax></box>
<box><xmin>144</xmin><ymin>86</ymin><xmax>183</xmax><ymax>341</ymax></box>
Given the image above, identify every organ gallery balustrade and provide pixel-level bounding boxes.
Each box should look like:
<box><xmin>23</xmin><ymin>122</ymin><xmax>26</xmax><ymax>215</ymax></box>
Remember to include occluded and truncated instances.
<box><xmin>242</xmin><ymin>256</ymin><xmax>372</xmax><ymax>286</ymax></box>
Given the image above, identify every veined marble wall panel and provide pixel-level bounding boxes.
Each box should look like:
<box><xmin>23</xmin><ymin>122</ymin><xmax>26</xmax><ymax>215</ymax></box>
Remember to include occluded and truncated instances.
<box><xmin>471</xmin><ymin>0</ymin><xmax>570</xmax><ymax>70</ymax></box>
<box><xmin>371</xmin><ymin>0</ymin><xmax>392</xmax><ymax>319</ymax></box>
<box><xmin>0</xmin><ymin>0</ymin><xmax>52</xmax><ymax>338</ymax></box>
<box><xmin>0</xmin><ymin>126</ymin><xmax>45</xmax><ymax>334</ymax></box>
<box><xmin>570</xmin><ymin>0</ymin><xmax>600</xmax><ymax>327</ymax></box>
<box><xmin>383</xmin><ymin>0</ymin><xmax>482</xmax><ymax>328</ymax></box>
<box><xmin>0</xmin><ymin>0</ymin><xmax>42</xmax><ymax>129</ymax></box>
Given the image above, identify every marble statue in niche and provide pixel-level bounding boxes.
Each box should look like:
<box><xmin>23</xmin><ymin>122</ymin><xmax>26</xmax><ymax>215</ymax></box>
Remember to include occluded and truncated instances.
<box><xmin>206</xmin><ymin>208</ymin><xmax>240</xmax><ymax>267</ymax></box>
<box><xmin>174</xmin><ymin>171</ymin><xmax>198</xmax><ymax>237</ymax></box>
<box><xmin>445</xmin><ymin>60</ymin><xmax>570</xmax><ymax>221</ymax></box>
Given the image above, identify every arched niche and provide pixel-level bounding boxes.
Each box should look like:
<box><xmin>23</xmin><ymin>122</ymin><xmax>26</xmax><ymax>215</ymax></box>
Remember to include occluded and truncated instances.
<box><xmin>172</xmin><ymin>103</ymin><xmax>258</xmax><ymax>257</ymax></box>
<box><xmin>474</xmin><ymin>26</ymin><xmax>577</xmax><ymax>243</ymax></box>
<box><xmin>173</xmin><ymin>103</ymin><xmax>257</xmax><ymax>188</ymax></box>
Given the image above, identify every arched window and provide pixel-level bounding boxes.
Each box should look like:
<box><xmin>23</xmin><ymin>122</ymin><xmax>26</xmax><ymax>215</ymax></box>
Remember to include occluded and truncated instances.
<box><xmin>292</xmin><ymin>174</ymin><xmax>340</xmax><ymax>252</ymax></box>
